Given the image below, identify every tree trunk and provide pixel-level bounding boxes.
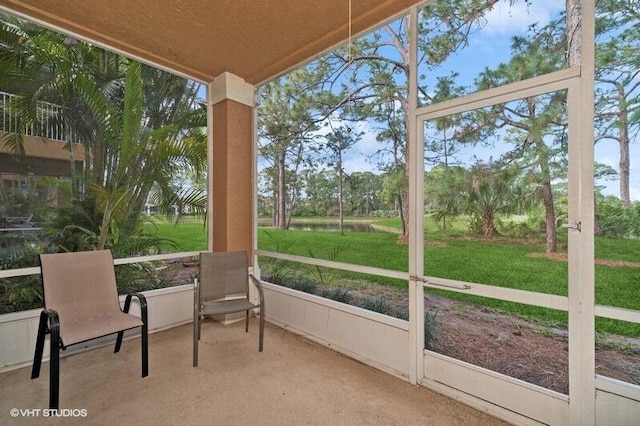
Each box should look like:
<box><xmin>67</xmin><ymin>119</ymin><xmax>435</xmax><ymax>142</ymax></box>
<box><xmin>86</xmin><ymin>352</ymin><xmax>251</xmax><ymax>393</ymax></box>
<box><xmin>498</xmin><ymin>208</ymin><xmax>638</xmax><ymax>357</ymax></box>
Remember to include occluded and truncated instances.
<box><xmin>399</xmin><ymin>192</ymin><xmax>409</xmax><ymax>237</ymax></box>
<box><xmin>338</xmin><ymin>156</ymin><xmax>344</xmax><ymax>235</ymax></box>
<box><xmin>536</xmin><ymin>138</ymin><xmax>558</xmax><ymax>253</ymax></box>
<box><xmin>542</xmin><ymin>179</ymin><xmax>558</xmax><ymax>253</ymax></box>
<box><xmin>566</xmin><ymin>0</ymin><xmax>581</xmax><ymax>67</ymax></box>
<box><xmin>482</xmin><ymin>211</ymin><xmax>495</xmax><ymax>238</ymax></box>
<box><xmin>594</xmin><ymin>194</ymin><xmax>604</xmax><ymax>235</ymax></box>
<box><xmin>277</xmin><ymin>152</ymin><xmax>287</xmax><ymax>229</ymax></box>
<box><xmin>272</xmin><ymin>185</ymin><xmax>278</xmax><ymax>227</ymax></box>
<box><xmin>618</xmin><ymin>85</ymin><xmax>631</xmax><ymax>207</ymax></box>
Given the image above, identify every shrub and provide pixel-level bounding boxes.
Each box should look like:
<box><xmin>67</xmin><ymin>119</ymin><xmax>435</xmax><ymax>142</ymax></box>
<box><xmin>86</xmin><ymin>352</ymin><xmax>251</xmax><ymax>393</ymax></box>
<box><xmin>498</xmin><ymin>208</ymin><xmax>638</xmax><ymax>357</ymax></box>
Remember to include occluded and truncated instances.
<box><xmin>424</xmin><ymin>309</ymin><xmax>440</xmax><ymax>350</ymax></box>
<box><xmin>319</xmin><ymin>287</ymin><xmax>352</xmax><ymax>303</ymax></box>
<box><xmin>596</xmin><ymin>196</ymin><xmax>640</xmax><ymax>238</ymax></box>
<box><xmin>369</xmin><ymin>209</ymin><xmax>399</xmax><ymax>218</ymax></box>
<box><xmin>359</xmin><ymin>296</ymin><xmax>394</xmax><ymax>316</ymax></box>
<box><xmin>289</xmin><ymin>278</ymin><xmax>318</xmax><ymax>294</ymax></box>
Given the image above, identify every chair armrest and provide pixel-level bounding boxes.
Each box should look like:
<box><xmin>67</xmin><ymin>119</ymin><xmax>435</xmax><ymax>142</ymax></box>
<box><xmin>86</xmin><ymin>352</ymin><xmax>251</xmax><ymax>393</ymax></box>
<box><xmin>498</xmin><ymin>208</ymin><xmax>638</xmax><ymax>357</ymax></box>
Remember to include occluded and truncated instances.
<box><xmin>31</xmin><ymin>309</ymin><xmax>62</xmax><ymax>380</ymax></box>
<box><xmin>41</xmin><ymin>308</ymin><xmax>61</xmax><ymax>340</ymax></box>
<box><xmin>122</xmin><ymin>293</ymin><xmax>148</xmax><ymax>325</ymax></box>
<box><xmin>249</xmin><ymin>274</ymin><xmax>265</xmax><ymax>307</ymax></box>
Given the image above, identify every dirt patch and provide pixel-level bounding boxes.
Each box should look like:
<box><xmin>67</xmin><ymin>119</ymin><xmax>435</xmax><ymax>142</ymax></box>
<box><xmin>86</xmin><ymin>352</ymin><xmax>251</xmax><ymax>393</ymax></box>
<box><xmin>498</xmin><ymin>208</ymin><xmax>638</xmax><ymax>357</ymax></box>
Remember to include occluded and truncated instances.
<box><xmin>428</xmin><ymin>294</ymin><xmax>640</xmax><ymax>394</ymax></box>
<box><xmin>527</xmin><ymin>252</ymin><xmax>640</xmax><ymax>268</ymax></box>
<box><xmin>310</xmin><ymin>275</ymin><xmax>640</xmax><ymax>394</ymax></box>
<box><xmin>396</xmin><ymin>235</ymin><xmax>447</xmax><ymax>247</ymax></box>
<box><xmin>157</xmin><ymin>259</ymin><xmax>640</xmax><ymax>395</ymax></box>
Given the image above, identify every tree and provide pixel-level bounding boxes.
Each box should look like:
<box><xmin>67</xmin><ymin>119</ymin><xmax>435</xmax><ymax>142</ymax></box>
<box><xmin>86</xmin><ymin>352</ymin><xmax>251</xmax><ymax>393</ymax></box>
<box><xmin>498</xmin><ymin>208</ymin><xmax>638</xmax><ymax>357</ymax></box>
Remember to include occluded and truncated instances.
<box><xmin>464</xmin><ymin>162</ymin><xmax>523</xmax><ymax>237</ymax></box>
<box><xmin>379</xmin><ymin>167</ymin><xmax>407</xmax><ymax>214</ymax></box>
<box><xmin>257</xmin><ymin>63</ymin><xmax>339</xmax><ymax>228</ymax></box>
<box><xmin>344</xmin><ymin>171</ymin><xmax>384</xmax><ymax>216</ymax></box>
<box><xmin>425</xmin><ymin>73</ymin><xmax>467</xmax><ymax>168</ymax></box>
<box><xmin>471</xmin><ymin>19</ymin><xmax>568</xmax><ymax>252</ymax></box>
<box><xmin>322</xmin><ymin>1</ymin><xmax>506</xmax><ymax>237</ymax></box>
<box><xmin>300</xmin><ymin>169</ymin><xmax>336</xmax><ymax>216</ymax></box>
<box><xmin>325</xmin><ymin>125</ymin><xmax>360</xmax><ymax>234</ymax></box>
<box><xmin>0</xmin><ymin>13</ymin><xmax>207</xmax><ymax>253</ymax></box>
<box><xmin>594</xmin><ymin>1</ymin><xmax>640</xmax><ymax>207</ymax></box>
<box><xmin>425</xmin><ymin>164</ymin><xmax>467</xmax><ymax>230</ymax></box>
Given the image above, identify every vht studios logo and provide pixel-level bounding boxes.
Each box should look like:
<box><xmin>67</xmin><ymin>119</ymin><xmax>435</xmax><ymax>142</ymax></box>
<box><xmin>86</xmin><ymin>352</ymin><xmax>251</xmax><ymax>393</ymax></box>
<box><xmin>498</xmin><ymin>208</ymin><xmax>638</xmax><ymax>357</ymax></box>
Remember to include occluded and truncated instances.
<box><xmin>10</xmin><ymin>408</ymin><xmax>88</xmax><ymax>418</ymax></box>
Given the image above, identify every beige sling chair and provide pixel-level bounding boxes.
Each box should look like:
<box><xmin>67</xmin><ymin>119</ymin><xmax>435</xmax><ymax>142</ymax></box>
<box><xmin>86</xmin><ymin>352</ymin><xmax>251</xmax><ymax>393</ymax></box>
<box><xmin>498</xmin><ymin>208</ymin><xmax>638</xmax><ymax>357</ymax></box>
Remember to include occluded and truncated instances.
<box><xmin>193</xmin><ymin>251</ymin><xmax>265</xmax><ymax>367</ymax></box>
<box><xmin>31</xmin><ymin>250</ymin><xmax>148</xmax><ymax>409</ymax></box>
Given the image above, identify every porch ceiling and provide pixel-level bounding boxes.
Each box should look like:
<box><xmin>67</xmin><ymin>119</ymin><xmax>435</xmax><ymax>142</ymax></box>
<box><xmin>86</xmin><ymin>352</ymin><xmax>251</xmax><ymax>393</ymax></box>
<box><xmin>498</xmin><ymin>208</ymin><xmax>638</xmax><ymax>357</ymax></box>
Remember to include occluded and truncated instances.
<box><xmin>0</xmin><ymin>0</ymin><xmax>421</xmax><ymax>85</ymax></box>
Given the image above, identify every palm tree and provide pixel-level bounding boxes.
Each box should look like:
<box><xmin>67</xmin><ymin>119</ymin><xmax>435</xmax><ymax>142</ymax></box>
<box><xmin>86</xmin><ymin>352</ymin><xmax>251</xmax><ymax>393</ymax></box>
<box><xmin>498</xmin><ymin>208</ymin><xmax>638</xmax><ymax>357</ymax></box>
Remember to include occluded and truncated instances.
<box><xmin>0</xmin><ymin>12</ymin><xmax>207</xmax><ymax>253</ymax></box>
<box><xmin>464</xmin><ymin>162</ymin><xmax>523</xmax><ymax>238</ymax></box>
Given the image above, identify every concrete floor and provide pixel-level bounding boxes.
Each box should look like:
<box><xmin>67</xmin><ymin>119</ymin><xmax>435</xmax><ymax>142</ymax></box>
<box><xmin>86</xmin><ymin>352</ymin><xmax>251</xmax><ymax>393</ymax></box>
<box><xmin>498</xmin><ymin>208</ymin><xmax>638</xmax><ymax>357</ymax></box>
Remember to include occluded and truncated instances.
<box><xmin>0</xmin><ymin>320</ymin><xmax>507</xmax><ymax>425</ymax></box>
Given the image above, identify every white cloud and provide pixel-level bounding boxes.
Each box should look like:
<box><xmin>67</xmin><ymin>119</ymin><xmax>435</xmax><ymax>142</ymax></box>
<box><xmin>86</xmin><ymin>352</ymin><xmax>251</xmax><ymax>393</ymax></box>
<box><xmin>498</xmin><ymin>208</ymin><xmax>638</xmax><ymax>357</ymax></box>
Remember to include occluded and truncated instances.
<box><xmin>343</xmin><ymin>122</ymin><xmax>385</xmax><ymax>173</ymax></box>
<box><xmin>482</xmin><ymin>0</ymin><xmax>563</xmax><ymax>36</ymax></box>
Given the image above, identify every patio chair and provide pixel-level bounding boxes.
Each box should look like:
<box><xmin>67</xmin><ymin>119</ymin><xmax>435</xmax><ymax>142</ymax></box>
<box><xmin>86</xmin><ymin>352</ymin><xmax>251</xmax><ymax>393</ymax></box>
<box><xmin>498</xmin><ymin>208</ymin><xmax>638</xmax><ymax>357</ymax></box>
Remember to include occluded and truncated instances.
<box><xmin>31</xmin><ymin>250</ymin><xmax>148</xmax><ymax>409</ymax></box>
<box><xmin>193</xmin><ymin>251</ymin><xmax>264</xmax><ymax>367</ymax></box>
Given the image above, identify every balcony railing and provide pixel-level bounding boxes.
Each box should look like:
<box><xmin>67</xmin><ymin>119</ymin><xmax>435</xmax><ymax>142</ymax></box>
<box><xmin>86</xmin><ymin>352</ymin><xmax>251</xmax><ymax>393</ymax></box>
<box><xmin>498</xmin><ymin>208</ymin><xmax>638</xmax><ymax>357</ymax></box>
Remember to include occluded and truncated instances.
<box><xmin>0</xmin><ymin>91</ymin><xmax>80</xmax><ymax>144</ymax></box>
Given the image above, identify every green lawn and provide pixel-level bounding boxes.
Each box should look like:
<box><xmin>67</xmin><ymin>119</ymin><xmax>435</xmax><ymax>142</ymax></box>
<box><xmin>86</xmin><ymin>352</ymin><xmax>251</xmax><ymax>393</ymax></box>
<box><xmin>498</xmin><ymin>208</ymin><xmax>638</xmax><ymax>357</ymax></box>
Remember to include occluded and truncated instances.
<box><xmin>144</xmin><ymin>218</ymin><xmax>207</xmax><ymax>252</ymax></box>
<box><xmin>150</xmin><ymin>216</ymin><xmax>640</xmax><ymax>336</ymax></box>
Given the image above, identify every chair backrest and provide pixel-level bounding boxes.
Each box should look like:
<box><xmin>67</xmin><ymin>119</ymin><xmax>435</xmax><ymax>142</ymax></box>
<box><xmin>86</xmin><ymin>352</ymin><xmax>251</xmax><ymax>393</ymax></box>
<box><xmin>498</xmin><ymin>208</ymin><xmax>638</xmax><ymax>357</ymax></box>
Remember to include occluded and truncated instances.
<box><xmin>39</xmin><ymin>250</ymin><xmax>122</xmax><ymax>320</ymax></box>
<box><xmin>199</xmin><ymin>251</ymin><xmax>249</xmax><ymax>302</ymax></box>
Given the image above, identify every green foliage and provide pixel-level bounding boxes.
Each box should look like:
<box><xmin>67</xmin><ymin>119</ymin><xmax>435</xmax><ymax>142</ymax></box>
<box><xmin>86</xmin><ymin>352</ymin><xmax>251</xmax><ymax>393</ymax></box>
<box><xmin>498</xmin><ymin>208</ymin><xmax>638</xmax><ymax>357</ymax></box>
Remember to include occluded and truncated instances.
<box><xmin>1</xmin><ymin>276</ymin><xmax>43</xmax><ymax>313</ymax></box>
<box><xmin>0</xmin><ymin>240</ymin><xmax>44</xmax><ymax>313</ymax></box>
<box><xmin>464</xmin><ymin>162</ymin><xmax>525</xmax><ymax>237</ymax></box>
<box><xmin>290</xmin><ymin>278</ymin><xmax>319</xmax><ymax>294</ymax></box>
<box><xmin>595</xmin><ymin>331</ymin><xmax>640</xmax><ymax>355</ymax></box>
<box><xmin>379</xmin><ymin>167</ymin><xmax>407</xmax><ymax>207</ymax></box>
<box><xmin>319</xmin><ymin>287</ymin><xmax>353</xmax><ymax>304</ymax></box>
<box><xmin>596</xmin><ymin>196</ymin><xmax>640</xmax><ymax>238</ymax></box>
<box><xmin>308</xmin><ymin>243</ymin><xmax>348</xmax><ymax>285</ymax></box>
<box><xmin>114</xmin><ymin>262</ymin><xmax>162</xmax><ymax>294</ymax></box>
<box><xmin>424</xmin><ymin>309</ymin><xmax>440</xmax><ymax>350</ymax></box>
<box><xmin>0</xmin><ymin>13</ymin><xmax>208</xmax><ymax>311</ymax></box>
<box><xmin>359</xmin><ymin>296</ymin><xmax>394</xmax><ymax>316</ymax></box>
<box><xmin>369</xmin><ymin>210</ymin><xmax>399</xmax><ymax>218</ymax></box>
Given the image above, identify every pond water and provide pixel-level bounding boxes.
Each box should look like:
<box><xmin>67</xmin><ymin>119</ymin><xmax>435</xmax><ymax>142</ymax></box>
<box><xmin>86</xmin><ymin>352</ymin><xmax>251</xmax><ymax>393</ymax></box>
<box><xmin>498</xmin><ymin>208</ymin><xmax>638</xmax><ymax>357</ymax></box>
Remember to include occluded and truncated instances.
<box><xmin>259</xmin><ymin>222</ymin><xmax>378</xmax><ymax>233</ymax></box>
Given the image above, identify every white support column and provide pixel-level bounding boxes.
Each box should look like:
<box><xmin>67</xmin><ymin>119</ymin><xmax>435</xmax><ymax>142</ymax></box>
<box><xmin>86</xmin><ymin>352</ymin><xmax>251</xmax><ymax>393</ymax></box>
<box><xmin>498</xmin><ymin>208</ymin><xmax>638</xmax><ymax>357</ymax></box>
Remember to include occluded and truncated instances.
<box><xmin>568</xmin><ymin>0</ymin><xmax>596</xmax><ymax>424</ymax></box>
<box><xmin>252</xmin><ymin>90</ymin><xmax>260</xmax><ymax>272</ymax></box>
<box><xmin>206</xmin><ymin>83</ymin><xmax>214</xmax><ymax>252</ymax></box>
<box><xmin>407</xmin><ymin>6</ymin><xmax>424</xmax><ymax>385</ymax></box>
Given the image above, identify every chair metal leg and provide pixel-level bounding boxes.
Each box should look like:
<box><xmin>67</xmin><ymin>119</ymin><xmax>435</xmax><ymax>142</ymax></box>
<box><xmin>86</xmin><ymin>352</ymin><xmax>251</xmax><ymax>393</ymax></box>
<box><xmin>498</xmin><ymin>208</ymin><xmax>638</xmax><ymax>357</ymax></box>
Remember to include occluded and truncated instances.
<box><xmin>197</xmin><ymin>314</ymin><xmax>201</xmax><ymax>340</ymax></box>
<box><xmin>259</xmin><ymin>304</ymin><xmax>264</xmax><ymax>352</ymax></box>
<box><xmin>138</xmin><ymin>295</ymin><xmax>148</xmax><ymax>377</ymax></box>
<box><xmin>245</xmin><ymin>310</ymin><xmax>249</xmax><ymax>332</ymax></box>
<box><xmin>193</xmin><ymin>277</ymin><xmax>200</xmax><ymax>367</ymax></box>
<box><xmin>48</xmin><ymin>314</ymin><xmax>60</xmax><ymax>410</ymax></box>
<box><xmin>115</xmin><ymin>294</ymin><xmax>134</xmax><ymax>353</ymax></box>
<box><xmin>193</xmin><ymin>314</ymin><xmax>199</xmax><ymax>367</ymax></box>
<box><xmin>31</xmin><ymin>310</ymin><xmax>61</xmax><ymax>408</ymax></box>
<box><xmin>114</xmin><ymin>330</ymin><xmax>125</xmax><ymax>353</ymax></box>
<box><xmin>141</xmin><ymin>320</ymin><xmax>148</xmax><ymax>377</ymax></box>
<box><xmin>116</xmin><ymin>294</ymin><xmax>148</xmax><ymax>377</ymax></box>
<box><xmin>31</xmin><ymin>310</ymin><xmax>49</xmax><ymax>379</ymax></box>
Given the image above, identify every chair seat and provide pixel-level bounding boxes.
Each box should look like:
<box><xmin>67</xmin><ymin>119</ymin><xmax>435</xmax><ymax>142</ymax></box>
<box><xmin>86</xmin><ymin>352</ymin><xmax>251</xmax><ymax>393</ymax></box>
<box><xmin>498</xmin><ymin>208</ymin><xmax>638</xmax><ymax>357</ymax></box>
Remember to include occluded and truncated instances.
<box><xmin>60</xmin><ymin>311</ymin><xmax>143</xmax><ymax>346</ymax></box>
<box><xmin>201</xmin><ymin>298</ymin><xmax>258</xmax><ymax>316</ymax></box>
